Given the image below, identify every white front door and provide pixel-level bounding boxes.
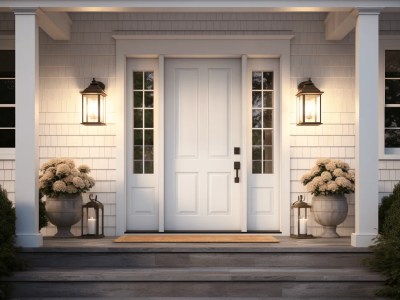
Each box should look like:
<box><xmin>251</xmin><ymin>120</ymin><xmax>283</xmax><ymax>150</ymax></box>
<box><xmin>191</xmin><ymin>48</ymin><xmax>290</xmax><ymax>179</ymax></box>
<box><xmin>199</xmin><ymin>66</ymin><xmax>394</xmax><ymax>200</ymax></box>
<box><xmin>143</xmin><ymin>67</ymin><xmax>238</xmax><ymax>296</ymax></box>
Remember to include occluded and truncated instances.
<box><xmin>165</xmin><ymin>58</ymin><xmax>242</xmax><ymax>231</ymax></box>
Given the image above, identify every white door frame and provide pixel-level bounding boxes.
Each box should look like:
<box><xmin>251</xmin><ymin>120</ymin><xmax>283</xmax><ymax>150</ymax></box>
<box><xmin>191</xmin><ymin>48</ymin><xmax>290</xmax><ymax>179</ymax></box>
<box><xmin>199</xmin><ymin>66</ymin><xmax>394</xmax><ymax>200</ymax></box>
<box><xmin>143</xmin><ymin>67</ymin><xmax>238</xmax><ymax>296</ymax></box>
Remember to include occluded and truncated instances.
<box><xmin>114</xmin><ymin>35</ymin><xmax>293</xmax><ymax>235</ymax></box>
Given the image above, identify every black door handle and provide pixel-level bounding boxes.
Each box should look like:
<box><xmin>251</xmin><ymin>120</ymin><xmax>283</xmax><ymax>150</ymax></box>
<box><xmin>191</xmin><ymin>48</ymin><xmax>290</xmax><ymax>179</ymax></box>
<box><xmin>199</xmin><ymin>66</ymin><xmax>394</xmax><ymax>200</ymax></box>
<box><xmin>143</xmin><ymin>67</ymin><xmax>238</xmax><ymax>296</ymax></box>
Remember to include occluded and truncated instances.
<box><xmin>234</xmin><ymin>161</ymin><xmax>240</xmax><ymax>183</ymax></box>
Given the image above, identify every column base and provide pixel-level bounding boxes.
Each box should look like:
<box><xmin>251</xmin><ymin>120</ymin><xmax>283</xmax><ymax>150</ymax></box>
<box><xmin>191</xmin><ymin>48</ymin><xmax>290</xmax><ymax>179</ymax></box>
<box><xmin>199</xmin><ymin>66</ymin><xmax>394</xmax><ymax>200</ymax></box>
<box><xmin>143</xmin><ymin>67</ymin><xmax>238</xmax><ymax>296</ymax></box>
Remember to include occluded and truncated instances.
<box><xmin>16</xmin><ymin>233</ymin><xmax>43</xmax><ymax>247</ymax></box>
<box><xmin>351</xmin><ymin>233</ymin><xmax>377</xmax><ymax>247</ymax></box>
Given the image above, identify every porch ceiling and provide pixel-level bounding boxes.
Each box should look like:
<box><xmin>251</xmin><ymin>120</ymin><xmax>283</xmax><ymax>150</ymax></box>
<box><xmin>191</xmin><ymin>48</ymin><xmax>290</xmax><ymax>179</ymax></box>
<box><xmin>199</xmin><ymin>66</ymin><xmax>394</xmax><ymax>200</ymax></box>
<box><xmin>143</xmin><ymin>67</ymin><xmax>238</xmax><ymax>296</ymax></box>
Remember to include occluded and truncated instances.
<box><xmin>1</xmin><ymin>0</ymin><xmax>400</xmax><ymax>13</ymax></box>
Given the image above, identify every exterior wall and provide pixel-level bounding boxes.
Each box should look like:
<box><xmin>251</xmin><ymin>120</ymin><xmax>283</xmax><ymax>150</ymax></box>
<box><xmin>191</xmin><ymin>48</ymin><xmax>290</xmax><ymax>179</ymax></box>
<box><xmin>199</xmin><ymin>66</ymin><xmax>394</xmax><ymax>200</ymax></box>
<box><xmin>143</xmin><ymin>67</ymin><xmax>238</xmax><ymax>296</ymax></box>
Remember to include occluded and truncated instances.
<box><xmin>0</xmin><ymin>11</ymin><xmax>399</xmax><ymax>236</ymax></box>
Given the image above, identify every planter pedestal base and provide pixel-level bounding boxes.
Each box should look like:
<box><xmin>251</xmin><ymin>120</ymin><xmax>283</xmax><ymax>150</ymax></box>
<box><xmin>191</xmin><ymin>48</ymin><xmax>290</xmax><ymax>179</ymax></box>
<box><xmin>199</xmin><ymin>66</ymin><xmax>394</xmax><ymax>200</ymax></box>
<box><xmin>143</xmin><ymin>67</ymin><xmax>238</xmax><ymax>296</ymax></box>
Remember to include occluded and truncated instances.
<box><xmin>320</xmin><ymin>226</ymin><xmax>340</xmax><ymax>238</ymax></box>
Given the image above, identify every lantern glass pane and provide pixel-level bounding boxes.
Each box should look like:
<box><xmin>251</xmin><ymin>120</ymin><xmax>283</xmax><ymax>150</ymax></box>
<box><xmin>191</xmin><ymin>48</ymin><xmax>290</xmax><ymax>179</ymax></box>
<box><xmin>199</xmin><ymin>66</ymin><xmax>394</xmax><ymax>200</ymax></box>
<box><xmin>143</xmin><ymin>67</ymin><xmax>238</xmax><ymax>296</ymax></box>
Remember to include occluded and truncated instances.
<box><xmin>304</xmin><ymin>94</ymin><xmax>320</xmax><ymax>123</ymax></box>
<box><xmin>297</xmin><ymin>95</ymin><xmax>303</xmax><ymax>124</ymax></box>
<box><xmin>100</xmin><ymin>95</ymin><xmax>105</xmax><ymax>123</ymax></box>
<box><xmin>83</xmin><ymin>95</ymin><xmax>99</xmax><ymax>123</ymax></box>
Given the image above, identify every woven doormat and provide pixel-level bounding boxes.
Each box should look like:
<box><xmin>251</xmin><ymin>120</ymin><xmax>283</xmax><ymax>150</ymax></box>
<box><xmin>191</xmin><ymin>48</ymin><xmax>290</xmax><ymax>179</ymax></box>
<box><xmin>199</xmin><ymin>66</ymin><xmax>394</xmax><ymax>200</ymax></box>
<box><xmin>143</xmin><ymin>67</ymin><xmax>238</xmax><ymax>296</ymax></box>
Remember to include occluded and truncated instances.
<box><xmin>114</xmin><ymin>234</ymin><xmax>279</xmax><ymax>243</ymax></box>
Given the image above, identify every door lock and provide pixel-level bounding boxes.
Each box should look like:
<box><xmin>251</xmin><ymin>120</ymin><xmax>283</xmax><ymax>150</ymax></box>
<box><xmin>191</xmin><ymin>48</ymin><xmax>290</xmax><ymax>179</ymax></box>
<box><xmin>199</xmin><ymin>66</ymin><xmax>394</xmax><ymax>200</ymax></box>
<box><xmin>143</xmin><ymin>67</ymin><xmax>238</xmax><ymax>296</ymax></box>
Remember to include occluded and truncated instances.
<box><xmin>234</xmin><ymin>161</ymin><xmax>241</xmax><ymax>183</ymax></box>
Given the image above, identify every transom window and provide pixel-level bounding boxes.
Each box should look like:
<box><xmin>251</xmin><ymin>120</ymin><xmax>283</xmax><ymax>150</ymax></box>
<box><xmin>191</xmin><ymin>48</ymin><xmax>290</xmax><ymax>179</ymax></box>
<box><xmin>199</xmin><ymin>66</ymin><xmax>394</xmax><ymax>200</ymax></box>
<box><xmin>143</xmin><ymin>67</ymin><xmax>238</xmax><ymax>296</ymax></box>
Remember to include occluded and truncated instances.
<box><xmin>133</xmin><ymin>71</ymin><xmax>154</xmax><ymax>174</ymax></box>
<box><xmin>385</xmin><ymin>50</ymin><xmax>400</xmax><ymax>148</ymax></box>
<box><xmin>0</xmin><ymin>50</ymin><xmax>15</xmax><ymax>148</ymax></box>
<box><xmin>251</xmin><ymin>71</ymin><xmax>273</xmax><ymax>174</ymax></box>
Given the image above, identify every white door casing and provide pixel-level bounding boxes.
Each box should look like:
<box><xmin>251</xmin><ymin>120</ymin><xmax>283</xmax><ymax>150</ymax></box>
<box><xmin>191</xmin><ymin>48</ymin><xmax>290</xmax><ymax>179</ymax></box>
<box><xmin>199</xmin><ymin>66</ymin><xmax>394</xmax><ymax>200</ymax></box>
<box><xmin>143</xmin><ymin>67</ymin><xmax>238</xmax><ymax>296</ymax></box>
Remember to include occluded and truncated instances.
<box><xmin>165</xmin><ymin>58</ymin><xmax>242</xmax><ymax>231</ymax></box>
<box><xmin>114</xmin><ymin>36</ymin><xmax>292</xmax><ymax>235</ymax></box>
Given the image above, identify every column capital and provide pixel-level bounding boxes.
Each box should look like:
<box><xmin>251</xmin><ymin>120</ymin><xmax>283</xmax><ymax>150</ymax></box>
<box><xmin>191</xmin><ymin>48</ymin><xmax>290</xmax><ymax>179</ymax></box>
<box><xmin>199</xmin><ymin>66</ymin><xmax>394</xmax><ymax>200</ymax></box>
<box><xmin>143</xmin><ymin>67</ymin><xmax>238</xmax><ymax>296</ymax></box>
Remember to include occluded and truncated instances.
<box><xmin>354</xmin><ymin>7</ymin><xmax>383</xmax><ymax>15</ymax></box>
<box><xmin>12</xmin><ymin>7</ymin><xmax>38</xmax><ymax>15</ymax></box>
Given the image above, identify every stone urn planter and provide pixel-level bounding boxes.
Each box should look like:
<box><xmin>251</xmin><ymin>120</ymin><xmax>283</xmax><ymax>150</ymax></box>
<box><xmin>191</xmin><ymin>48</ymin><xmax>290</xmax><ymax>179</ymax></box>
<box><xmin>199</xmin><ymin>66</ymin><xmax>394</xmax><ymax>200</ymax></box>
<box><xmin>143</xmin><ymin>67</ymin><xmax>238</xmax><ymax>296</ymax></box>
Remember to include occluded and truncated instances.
<box><xmin>311</xmin><ymin>195</ymin><xmax>348</xmax><ymax>238</ymax></box>
<box><xmin>45</xmin><ymin>194</ymin><xmax>83</xmax><ymax>237</ymax></box>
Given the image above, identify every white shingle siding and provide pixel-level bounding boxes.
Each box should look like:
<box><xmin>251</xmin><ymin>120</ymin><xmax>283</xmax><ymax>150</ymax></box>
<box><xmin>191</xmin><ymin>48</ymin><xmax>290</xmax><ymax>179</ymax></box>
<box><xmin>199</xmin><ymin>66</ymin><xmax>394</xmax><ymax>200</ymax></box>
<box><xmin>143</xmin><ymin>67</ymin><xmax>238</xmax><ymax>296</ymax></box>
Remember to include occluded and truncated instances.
<box><xmin>1</xmin><ymin>11</ymin><xmax>400</xmax><ymax>236</ymax></box>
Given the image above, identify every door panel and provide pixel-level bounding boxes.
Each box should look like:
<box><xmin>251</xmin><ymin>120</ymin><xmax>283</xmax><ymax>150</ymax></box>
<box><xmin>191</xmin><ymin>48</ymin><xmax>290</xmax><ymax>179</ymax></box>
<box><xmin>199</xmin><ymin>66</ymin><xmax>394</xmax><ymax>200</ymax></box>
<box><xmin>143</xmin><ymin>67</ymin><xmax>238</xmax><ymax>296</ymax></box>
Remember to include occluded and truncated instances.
<box><xmin>165</xmin><ymin>58</ymin><xmax>241</xmax><ymax>231</ymax></box>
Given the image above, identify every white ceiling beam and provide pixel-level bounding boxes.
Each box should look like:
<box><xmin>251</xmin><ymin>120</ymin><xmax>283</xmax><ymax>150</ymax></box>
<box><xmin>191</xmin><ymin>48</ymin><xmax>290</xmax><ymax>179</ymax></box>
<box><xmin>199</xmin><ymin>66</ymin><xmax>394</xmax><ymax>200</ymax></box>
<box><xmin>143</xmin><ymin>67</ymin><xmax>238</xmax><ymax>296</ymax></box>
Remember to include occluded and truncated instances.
<box><xmin>37</xmin><ymin>9</ymin><xmax>71</xmax><ymax>40</ymax></box>
<box><xmin>325</xmin><ymin>11</ymin><xmax>357</xmax><ymax>40</ymax></box>
<box><xmin>2</xmin><ymin>0</ymin><xmax>400</xmax><ymax>13</ymax></box>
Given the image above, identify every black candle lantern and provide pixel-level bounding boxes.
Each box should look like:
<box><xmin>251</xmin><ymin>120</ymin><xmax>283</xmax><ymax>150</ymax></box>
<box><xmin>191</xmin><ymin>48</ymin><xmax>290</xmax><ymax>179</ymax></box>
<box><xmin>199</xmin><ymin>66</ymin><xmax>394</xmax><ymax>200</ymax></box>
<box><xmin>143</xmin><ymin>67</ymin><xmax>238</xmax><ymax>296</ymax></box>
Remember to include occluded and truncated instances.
<box><xmin>290</xmin><ymin>195</ymin><xmax>313</xmax><ymax>239</ymax></box>
<box><xmin>296</xmin><ymin>78</ymin><xmax>323</xmax><ymax>125</ymax></box>
<box><xmin>81</xmin><ymin>194</ymin><xmax>104</xmax><ymax>238</ymax></box>
<box><xmin>81</xmin><ymin>78</ymin><xmax>107</xmax><ymax>125</ymax></box>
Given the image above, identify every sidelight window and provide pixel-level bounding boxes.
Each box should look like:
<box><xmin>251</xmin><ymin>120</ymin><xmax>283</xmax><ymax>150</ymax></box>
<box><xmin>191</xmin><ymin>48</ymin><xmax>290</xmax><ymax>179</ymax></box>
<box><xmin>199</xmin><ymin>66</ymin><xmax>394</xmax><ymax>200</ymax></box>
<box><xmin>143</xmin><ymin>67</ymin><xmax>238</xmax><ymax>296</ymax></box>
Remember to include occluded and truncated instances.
<box><xmin>0</xmin><ymin>50</ymin><xmax>15</xmax><ymax>148</ymax></box>
<box><xmin>251</xmin><ymin>71</ymin><xmax>273</xmax><ymax>174</ymax></box>
<box><xmin>133</xmin><ymin>71</ymin><xmax>154</xmax><ymax>174</ymax></box>
<box><xmin>385</xmin><ymin>50</ymin><xmax>400</xmax><ymax>148</ymax></box>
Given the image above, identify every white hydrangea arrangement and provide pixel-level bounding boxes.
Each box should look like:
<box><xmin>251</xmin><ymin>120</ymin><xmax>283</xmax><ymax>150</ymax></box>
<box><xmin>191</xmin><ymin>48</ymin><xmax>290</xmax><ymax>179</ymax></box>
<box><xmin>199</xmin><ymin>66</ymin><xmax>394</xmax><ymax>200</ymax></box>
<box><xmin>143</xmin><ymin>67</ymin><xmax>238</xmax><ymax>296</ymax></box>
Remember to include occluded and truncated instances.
<box><xmin>300</xmin><ymin>158</ymin><xmax>355</xmax><ymax>196</ymax></box>
<box><xmin>39</xmin><ymin>158</ymin><xmax>95</xmax><ymax>198</ymax></box>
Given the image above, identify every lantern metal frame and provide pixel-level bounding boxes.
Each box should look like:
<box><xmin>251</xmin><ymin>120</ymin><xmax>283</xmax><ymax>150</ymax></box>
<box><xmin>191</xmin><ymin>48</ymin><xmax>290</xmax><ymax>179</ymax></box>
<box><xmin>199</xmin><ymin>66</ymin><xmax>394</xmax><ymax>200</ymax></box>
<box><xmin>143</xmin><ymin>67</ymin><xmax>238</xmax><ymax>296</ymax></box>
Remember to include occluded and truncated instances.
<box><xmin>80</xmin><ymin>78</ymin><xmax>107</xmax><ymax>126</ymax></box>
<box><xmin>290</xmin><ymin>195</ymin><xmax>314</xmax><ymax>239</ymax></box>
<box><xmin>296</xmin><ymin>78</ymin><xmax>323</xmax><ymax>126</ymax></box>
<box><xmin>81</xmin><ymin>194</ymin><xmax>105</xmax><ymax>238</ymax></box>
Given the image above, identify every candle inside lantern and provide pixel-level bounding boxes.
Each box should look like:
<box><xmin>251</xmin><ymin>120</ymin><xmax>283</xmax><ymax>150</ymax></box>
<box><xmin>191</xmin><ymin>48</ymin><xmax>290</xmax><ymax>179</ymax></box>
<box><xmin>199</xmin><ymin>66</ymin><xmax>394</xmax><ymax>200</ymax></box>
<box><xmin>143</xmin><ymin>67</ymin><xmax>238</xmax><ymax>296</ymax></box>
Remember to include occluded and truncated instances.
<box><xmin>88</xmin><ymin>217</ymin><xmax>96</xmax><ymax>235</ymax></box>
<box><xmin>299</xmin><ymin>218</ymin><xmax>307</xmax><ymax>235</ymax></box>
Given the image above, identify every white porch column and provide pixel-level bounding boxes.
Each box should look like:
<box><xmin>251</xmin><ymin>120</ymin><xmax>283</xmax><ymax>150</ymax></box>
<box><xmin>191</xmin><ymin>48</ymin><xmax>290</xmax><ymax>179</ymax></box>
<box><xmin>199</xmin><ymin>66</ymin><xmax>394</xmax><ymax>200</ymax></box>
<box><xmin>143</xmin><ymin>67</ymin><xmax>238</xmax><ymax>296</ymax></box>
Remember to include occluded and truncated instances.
<box><xmin>14</xmin><ymin>8</ymin><xmax>42</xmax><ymax>247</ymax></box>
<box><xmin>352</xmin><ymin>8</ymin><xmax>381</xmax><ymax>247</ymax></box>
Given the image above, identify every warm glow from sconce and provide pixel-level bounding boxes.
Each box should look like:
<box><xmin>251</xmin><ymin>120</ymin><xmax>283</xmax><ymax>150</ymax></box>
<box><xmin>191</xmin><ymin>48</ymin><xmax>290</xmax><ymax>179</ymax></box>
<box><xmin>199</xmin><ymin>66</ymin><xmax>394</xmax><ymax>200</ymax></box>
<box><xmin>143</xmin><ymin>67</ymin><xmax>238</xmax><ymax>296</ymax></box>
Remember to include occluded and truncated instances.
<box><xmin>87</xmin><ymin>97</ymin><xmax>98</xmax><ymax>121</ymax></box>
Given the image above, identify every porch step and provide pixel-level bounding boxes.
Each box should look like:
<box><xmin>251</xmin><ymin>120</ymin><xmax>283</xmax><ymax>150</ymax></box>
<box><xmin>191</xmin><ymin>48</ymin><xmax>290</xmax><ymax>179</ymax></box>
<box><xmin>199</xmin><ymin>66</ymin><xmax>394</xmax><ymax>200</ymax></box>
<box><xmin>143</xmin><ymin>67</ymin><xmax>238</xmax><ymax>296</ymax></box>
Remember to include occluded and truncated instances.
<box><xmin>7</xmin><ymin>238</ymin><xmax>385</xmax><ymax>298</ymax></box>
<box><xmin>8</xmin><ymin>267</ymin><xmax>384</xmax><ymax>298</ymax></box>
<box><xmin>18</xmin><ymin>252</ymin><xmax>373</xmax><ymax>269</ymax></box>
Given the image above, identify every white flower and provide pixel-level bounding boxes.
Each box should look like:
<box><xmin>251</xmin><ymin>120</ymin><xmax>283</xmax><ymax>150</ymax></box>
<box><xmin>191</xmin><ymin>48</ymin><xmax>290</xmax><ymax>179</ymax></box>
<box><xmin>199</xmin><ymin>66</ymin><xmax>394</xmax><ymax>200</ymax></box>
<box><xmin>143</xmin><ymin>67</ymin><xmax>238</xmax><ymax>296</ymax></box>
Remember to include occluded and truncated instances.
<box><xmin>78</xmin><ymin>164</ymin><xmax>91</xmax><ymax>173</ymax></box>
<box><xmin>66</xmin><ymin>184</ymin><xmax>78</xmax><ymax>194</ymax></box>
<box><xmin>300</xmin><ymin>158</ymin><xmax>354</xmax><ymax>196</ymax></box>
<box><xmin>333</xmin><ymin>168</ymin><xmax>344</xmax><ymax>178</ymax></box>
<box><xmin>325</xmin><ymin>161</ymin><xmax>336</xmax><ymax>172</ymax></box>
<box><xmin>72</xmin><ymin>177</ymin><xmax>85</xmax><ymax>189</ymax></box>
<box><xmin>327</xmin><ymin>181</ymin><xmax>339</xmax><ymax>192</ymax></box>
<box><xmin>39</xmin><ymin>158</ymin><xmax>96</xmax><ymax>197</ymax></box>
<box><xmin>316</xmin><ymin>158</ymin><xmax>330</xmax><ymax>166</ymax></box>
<box><xmin>321</xmin><ymin>171</ymin><xmax>332</xmax><ymax>182</ymax></box>
<box><xmin>311</xmin><ymin>166</ymin><xmax>320</xmax><ymax>176</ymax></box>
<box><xmin>53</xmin><ymin>181</ymin><xmax>66</xmax><ymax>192</ymax></box>
<box><xmin>300</xmin><ymin>172</ymin><xmax>311</xmax><ymax>183</ymax></box>
<box><xmin>56</xmin><ymin>164</ymin><xmax>71</xmax><ymax>176</ymax></box>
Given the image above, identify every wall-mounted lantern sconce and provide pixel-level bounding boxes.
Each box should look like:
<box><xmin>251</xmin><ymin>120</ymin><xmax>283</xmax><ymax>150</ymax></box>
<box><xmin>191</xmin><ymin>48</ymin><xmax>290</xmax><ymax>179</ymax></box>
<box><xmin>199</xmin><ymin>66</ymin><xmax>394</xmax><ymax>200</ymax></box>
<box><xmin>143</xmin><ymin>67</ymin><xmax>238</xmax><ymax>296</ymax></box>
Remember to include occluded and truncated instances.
<box><xmin>296</xmin><ymin>78</ymin><xmax>323</xmax><ymax>126</ymax></box>
<box><xmin>81</xmin><ymin>78</ymin><xmax>107</xmax><ymax>125</ymax></box>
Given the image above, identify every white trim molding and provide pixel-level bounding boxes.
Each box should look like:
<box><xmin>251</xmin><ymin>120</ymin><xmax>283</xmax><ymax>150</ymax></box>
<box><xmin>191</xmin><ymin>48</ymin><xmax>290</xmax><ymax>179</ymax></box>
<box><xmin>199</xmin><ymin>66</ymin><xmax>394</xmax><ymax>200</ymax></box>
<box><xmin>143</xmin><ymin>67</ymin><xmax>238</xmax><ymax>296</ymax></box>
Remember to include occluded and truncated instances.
<box><xmin>3</xmin><ymin>0</ymin><xmax>400</xmax><ymax>13</ymax></box>
<box><xmin>114</xmin><ymin>35</ymin><xmax>293</xmax><ymax>235</ymax></box>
